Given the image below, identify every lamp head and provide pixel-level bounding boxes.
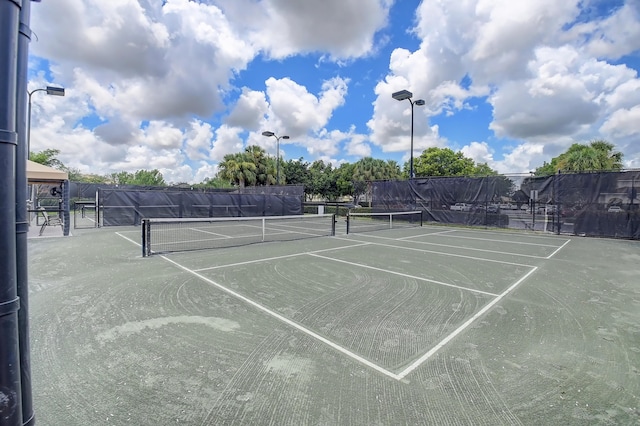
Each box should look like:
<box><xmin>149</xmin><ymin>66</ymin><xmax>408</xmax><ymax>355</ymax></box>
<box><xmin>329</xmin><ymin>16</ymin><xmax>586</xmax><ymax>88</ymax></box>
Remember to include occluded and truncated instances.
<box><xmin>261</xmin><ymin>131</ymin><xmax>275</xmax><ymax>137</ymax></box>
<box><xmin>392</xmin><ymin>89</ymin><xmax>413</xmax><ymax>101</ymax></box>
<box><xmin>281</xmin><ymin>135</ymin><xmax>290</xmax><ymax>140</ymax></box>
<box><xmin>414</xmin><ymin>99</ymin><xmax>425</xmax><ymax>106</ymax></box>
<box><xmin>46</xmin><ymin>86</ymin><xmax>65</xmax><ymax>96</ymax></box>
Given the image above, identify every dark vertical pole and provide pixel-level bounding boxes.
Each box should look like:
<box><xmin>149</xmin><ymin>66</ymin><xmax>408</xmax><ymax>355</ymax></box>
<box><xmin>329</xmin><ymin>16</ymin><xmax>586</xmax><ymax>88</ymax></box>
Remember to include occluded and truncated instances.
<box><xmin>0</xmin><ymin>0</ymin><xmax>24</xmax><ymax>425</ymax></box>
<box><xmin>16</xmin><ymin>0</ymin><xmax>36</xmax><ymax>423</ymax></box>
<box><xmin>409</xmin><ymin>101</ymin><xmax>414</xmax><ymax>180</ymax></box>
<box><xmin>276</xmin><ymin>136</ymin><xmax>280</xmax><ymax>186</ymax></box>
<box><xmin>62</xmin><ymin>180</ymin><xmax>70</xmax><ymax>235</ymax></box>
<box><xmin>556</xmin><ymin>170</ymin><xmax>561</xmax><ymax>235</ymax></box>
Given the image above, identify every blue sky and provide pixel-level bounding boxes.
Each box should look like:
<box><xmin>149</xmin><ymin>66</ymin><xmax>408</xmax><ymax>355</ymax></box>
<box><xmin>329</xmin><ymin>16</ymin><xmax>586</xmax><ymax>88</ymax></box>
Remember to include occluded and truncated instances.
<box><xmin>27</xmin><ymin>0</ymin><xmax>640</xmax><ymax>183</ymax></box>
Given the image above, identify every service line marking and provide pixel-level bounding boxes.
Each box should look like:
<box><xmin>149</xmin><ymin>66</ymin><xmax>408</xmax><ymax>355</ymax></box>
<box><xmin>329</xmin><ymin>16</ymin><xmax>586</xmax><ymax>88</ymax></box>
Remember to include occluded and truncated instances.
<box><xmin>308</xmin><ymin>253</ymin><xmax>499</xmax><ymax>297</ymax></box>
<box><xmin>195</xmin><ymin>242</ymin><xmax>371</xmax><ymax>272</ymax></box>
<box><xmin>334</xmin><ymin>236</ymin><xmax>534</xmax><ymax>268</ymax></box>
<box><xmin>191</xmin><ymin>227</ymin><xmax>234</xmax><ymax>239</ymax></box>
<box><xmin>398</xmin><ymin>229</ymin><xmax>457</xmax><ymax>239</ymax></box>
<box><xmin>401</xmin><ymin>232</ymin><xmax>565</xmax><ymax>248</ymax></box>
<box><xmin>342</xmin><ymin>233</ymin><xmax>552</xmax><ymax>260</ymax></box>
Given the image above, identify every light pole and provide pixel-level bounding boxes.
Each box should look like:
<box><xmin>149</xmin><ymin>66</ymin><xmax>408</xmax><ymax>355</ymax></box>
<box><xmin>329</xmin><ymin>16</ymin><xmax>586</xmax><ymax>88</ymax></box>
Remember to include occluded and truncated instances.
<box><xmin>261</xmin><ymin>131</ymin><xmax>289</xmax><ymax>185</ymax></box>
<box><xmin>28</xmin><ymin>86</ymin><xmax>65</xmax><ymax>157</ymax></box>
<box><xmin>392</xmin><ymin>90</ymin><xmax>424</xmax><ymax>179</ymax></box>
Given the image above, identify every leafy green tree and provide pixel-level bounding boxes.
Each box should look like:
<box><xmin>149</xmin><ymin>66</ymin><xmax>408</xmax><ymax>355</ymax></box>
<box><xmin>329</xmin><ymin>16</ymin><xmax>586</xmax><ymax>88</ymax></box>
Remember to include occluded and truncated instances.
<box><xmin>282</xmin><ymin>158</ymin><xmax>311</xmax><ymax>187</ymax></box>
<box><xmin>308</xmin><ymin>160</ymin><xmax>339</xmax><ymax>200</ymax></box>
<box><xmin>534</xmin><ymin>140</ymin><xmax>623</xmax><ymax>175</ymax></box>
<box><xmin>68</xmin><ymin>169</ymin><xmax>109</xmax><ymax>183</ymax></box>
<box><xmin>335</xmin><ymin>163</ymin><xmax>357</xmax><ymax>201</ymax></box>
<box><xmin>109</xmin><ymin>171</ymin><xmax>134</xmax><ymax>184</ymax></box>
<box><xmin>471</xmin><ymin>163</ymin><xmax>497</xmax><ymax>176</ymax></box>
<box><xmin>131</xmin><ymin>169</ymin><xmax>166</xmax><ymax>186</ymax></box>
<box><xmin>29</xmin><ymin>148</ymin><xmax>65</xmax><ymax>169</ymax></box>
<box><xmin>192</xmin><ymin>177</ymin><xmax>233</xmax><ymax>189</ymax></box>
<box><xmin>412</xmin><ymin>147</ymin><xmax>476</xmax><ymax>177</ymax></box>
<box><xmin>351</xmin><ymin>157</ymin><xmax>401</xmax><ymax>203</ymax></box>
<box><xmin>107</xmin><ymin>169</ymin><xmax>165</xmax><ymax>186</ymax></box>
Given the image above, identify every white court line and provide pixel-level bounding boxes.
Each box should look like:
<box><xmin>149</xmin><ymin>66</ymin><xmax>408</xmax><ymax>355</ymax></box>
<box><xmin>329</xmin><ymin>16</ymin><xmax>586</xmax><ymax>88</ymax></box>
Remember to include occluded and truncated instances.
<box><xmin>422</xmin><ymin>224</ymin><xmax>568</xmax><ymax>241</ymax></box>
<box><xmin>334</xmin><ymin>236</ymin><xmax>534</xmax><ymax>268</ymax></box>
<box><xmin>342</xmin><ymin>233</ymin><xmax>552</xmax><ymax>260</ymax></box>
<box><xmin>546</xmin><ymin>238</ymin><xmax>571</xmax><ymax>259</ymax></box>
<box><xmin>160</xmin><ymin>255</ymin><xmax>401</xmax><ymax>381</ymax></box>
<box><xmin>116</xmin><ymin>232</ymin><xmax>140</xmax><ymax>247</ymax></box>
<box><xmin>191</xmin><ymin>227</ymin><xmax>234</xmax><ymax>239</ymax></box>
<box><xmin>396</xmin><ymin>266</ymin><xmax>538</xmax><ymax>379</ymax></box>
<box><xmin>400</xmin><ymin>231</ymin><xmax>563</xmax><ymax>248</ymax></box>
<box><xmin>195</xmin><ymin>242</ymin><xmax>372</xmax><ymax>272</ymax></box>
<box><xmin>398</xmin><ymin>229</ymin><xmax>457</xmax><ymax>239</ymax></box>
<box><xmin>308</xmin><ymin>253</ymin><xmax>499</xmax><ymax>297</ymax></box>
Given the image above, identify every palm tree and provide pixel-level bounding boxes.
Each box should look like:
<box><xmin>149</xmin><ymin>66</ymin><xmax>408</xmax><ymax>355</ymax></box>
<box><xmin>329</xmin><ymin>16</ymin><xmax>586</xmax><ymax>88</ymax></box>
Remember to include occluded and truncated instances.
<box><xmin>557</xmin><ymin>140</ymin><xmax>623</xmax><ymax>172</ymax></box>
<box><xmin>218</xmin><ymin>153</ymin><xmax>257</xmax><ymax>188</ymax></box>
<box><xmin>244</xmin><ymin>145</ymin><xmax>274</xmax><ymax>185</ymax></box>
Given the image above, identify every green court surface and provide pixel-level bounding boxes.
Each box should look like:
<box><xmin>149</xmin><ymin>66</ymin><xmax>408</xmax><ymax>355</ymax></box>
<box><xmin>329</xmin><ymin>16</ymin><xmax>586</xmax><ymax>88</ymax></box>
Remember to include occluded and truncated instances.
<box><xmin>27</xmin><ymin>222</ymin><xmax>640</xmax><ymax>425</ymax></box>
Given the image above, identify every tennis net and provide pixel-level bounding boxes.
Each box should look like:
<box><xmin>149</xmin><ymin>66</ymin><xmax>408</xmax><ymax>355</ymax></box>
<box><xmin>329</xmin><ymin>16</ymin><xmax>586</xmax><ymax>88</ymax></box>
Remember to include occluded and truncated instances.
<box><xmin>346</xmin><ymin>210</ymin><xmax>423</xmax><ymax>234</ymax></box>
<box><xmin>142</xmin><ymin>214</ymin><xmax>336</xmax><ymax>256</ymax></box>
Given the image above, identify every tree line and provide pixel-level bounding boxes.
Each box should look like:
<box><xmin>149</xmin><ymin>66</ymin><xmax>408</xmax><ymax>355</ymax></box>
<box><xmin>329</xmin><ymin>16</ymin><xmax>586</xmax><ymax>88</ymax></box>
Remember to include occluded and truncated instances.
<box><xmin>30</xmin><ymin>139</ymin><xmax>624</xmax><ymax>201</ymax></box>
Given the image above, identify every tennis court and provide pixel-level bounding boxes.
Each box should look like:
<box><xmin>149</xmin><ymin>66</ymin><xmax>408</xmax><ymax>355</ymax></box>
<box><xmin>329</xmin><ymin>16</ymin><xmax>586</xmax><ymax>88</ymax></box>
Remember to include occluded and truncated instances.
<box><xmin>27</xmin><ymin>216</ymin><xmax>640</xmax><ymax>425</ymax></box>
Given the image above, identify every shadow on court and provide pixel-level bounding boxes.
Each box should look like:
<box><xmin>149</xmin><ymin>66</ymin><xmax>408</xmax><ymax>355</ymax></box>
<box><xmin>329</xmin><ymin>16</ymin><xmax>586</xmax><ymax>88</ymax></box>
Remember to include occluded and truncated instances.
<box><xmin>28</xmin><ymin>224</ymin><xmax>640</xmax><ymax>425</ymax></box>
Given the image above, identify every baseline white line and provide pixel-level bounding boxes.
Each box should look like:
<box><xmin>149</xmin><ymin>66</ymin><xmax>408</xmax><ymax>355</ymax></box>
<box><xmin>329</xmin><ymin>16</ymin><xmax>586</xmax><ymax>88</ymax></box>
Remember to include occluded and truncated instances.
<box><xmin>195</xmin><ymin>242</ymin><xmax>372</xmax><ymax>272</ymax></box>
<box><xmin>396</xmin><ymin>266</ymin><xmax>538</xmax><ymax>379</ymax></box>
<box><xmin>160</xmin><ymin>255</ymin><xmax>401</xmax><ymax>380</ymax></box>
<box><xmin>343</xmin><ymin>233</ymin><xmax>549</xmax><ymax>260</ymax></box>
<box><xmin>334</xmin><ymin>236</ymin><xmax>534</xmax><ymax>268</ymax></box>
<box><xmin>308</xmin><ymin>253</ymin><xmax>499</xmax><ymax>297</ymax></box>
<box><xmin>545</xmin><ymin>238</ymin><xmax>571</xmax><ymax>259</ymax></box>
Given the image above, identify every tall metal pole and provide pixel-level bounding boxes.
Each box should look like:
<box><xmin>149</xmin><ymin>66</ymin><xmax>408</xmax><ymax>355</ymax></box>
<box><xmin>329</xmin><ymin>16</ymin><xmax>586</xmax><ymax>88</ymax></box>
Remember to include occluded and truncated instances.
<box><xmin>26</xmin><ymin>89</ymin><xmax>43</xmax><ymax>157</ymax></box>
<box><xmin>410</xmin><ymin>101</ymin><xmax>415</xmax><ymax>179</ymax></box>
<box><xmin>17</xmin><ymin>0</ymin><xmax>36</xmax><ymax>423</ymax></box>
<box><xmin>391</xmin><ymin>90</ymin><xmax>424</xmax><ymax>180</ymax></box>
<box><xmin>0</xmin><ymin>0</ymin><xmax>24</xmax><ymax>423</ymax></box>
<box><xmin>261</xmin><ymin>131</ymin><xmax>289</xmax><ymax>186</ymax></box>
<box><xmin>276</xmin><ymin>136</ymin><xmax>280</xmax><ymax>185</ymax></box>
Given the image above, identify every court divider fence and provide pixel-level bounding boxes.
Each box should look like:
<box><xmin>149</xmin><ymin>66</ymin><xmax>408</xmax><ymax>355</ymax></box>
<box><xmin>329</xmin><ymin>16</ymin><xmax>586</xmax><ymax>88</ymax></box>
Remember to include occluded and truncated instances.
<box><xmin>372</xmin><ymin>170</ymin><xmax>640</xmax><ymax>239</ymax></box>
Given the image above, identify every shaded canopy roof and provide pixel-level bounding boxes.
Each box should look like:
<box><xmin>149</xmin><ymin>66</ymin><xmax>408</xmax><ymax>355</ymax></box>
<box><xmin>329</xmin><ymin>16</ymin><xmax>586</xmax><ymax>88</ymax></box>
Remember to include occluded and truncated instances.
<box><xmin>27</xmin><ymin>160</ymin><xmax>68</xmax><ymax>183</ymax></box>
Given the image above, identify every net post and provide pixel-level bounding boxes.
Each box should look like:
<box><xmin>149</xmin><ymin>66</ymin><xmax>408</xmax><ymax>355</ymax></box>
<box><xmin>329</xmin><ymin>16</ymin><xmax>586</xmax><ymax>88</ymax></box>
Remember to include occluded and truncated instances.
<box><xmin>331</xmin><ymin>214</ymin><xmax>336</xmax><ymax>236</ymax></box>
<box><xmin>419</xmin><ymin>210</ymin><xmax>423</xmax><ymax>226</ymax></box>
<box><xmin>346</xmin><ymin>212</ymin><xmax>351</xmax><ymax>234</ymax></box>
<box><xmin>261</xmin><ymin>217</ymin><xmax>266</xmax><ymax>242</ymax></box>
<box><xmin>389</xmin><ymin>214</ymin><xmax>393</xmax><ymax>229</ymax></box>
<box><xmin>142</xmin><ymin>219</ymin><xmax>148</xmax><ymax>257</ymax></box>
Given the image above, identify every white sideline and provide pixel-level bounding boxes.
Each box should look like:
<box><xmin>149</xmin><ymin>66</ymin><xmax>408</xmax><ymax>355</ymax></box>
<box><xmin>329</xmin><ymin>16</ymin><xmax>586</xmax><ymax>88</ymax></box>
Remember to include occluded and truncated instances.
<box><xmin>161</xmin><ymin>255</ymin><xmax>402</xmax><ymax>381</ymax></box>
<box><xmin>396</xmin><ymin>266</ymin><xmax>538</xmax><ymax>379</ymax></box>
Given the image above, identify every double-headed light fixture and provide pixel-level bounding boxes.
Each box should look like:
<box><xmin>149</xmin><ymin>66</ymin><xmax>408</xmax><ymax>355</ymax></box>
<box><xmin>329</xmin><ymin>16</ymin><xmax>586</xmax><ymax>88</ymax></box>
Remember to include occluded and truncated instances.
<box><xmin>392</xmin><ymin>90</ymin><xmax>424</xmax><ymax>179</ymax></box>
<box><xmin>261</xmin><ymin>131</ymin><xmax>289</xmax><ymax>185</ymax></box>
<box><xmin>27</xmin><ymin>86</ymin><xmax>65</xmax><ymax>155</ymax></box>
